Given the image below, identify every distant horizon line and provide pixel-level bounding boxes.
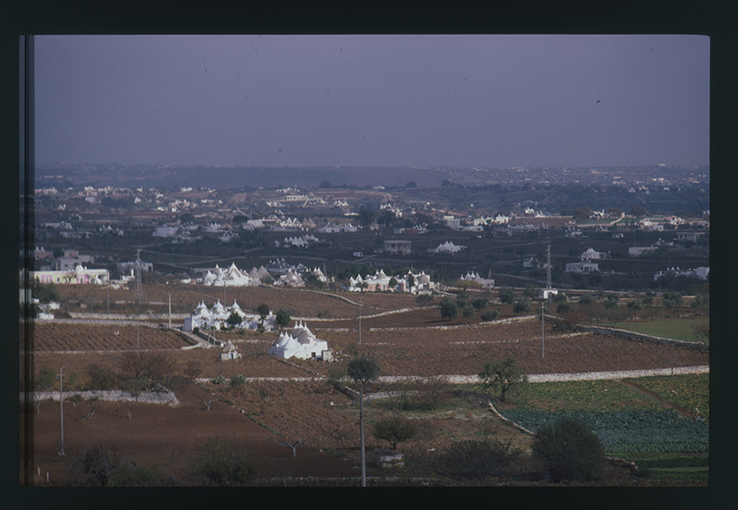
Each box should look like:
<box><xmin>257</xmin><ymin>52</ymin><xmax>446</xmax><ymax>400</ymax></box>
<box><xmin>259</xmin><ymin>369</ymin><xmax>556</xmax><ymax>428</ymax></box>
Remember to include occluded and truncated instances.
<box><xmin>34</xmin><ymin>162</ymin><xmax>710</xmax><ymax>170</ymax></box>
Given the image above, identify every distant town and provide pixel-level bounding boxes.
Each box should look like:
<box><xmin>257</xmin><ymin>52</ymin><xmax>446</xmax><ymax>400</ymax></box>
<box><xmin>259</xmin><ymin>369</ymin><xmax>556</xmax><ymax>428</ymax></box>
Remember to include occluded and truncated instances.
<box><xmin>26</xmin><ymin>163</ymin><xmax>709</xmax><ymax>302</ymax></box>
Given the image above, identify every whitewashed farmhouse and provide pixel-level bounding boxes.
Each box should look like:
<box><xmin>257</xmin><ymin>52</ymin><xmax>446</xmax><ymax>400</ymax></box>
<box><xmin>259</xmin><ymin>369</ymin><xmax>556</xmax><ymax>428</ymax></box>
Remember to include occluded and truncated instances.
<box><xmin>268</xmin><ymin>321</ymin><xmax>331</xmax><ymax>360</ymax></box>
<box><xmin>184</xmin><ymin>300</ymin><xmax>275</xmax><ymax>332</ymax></box>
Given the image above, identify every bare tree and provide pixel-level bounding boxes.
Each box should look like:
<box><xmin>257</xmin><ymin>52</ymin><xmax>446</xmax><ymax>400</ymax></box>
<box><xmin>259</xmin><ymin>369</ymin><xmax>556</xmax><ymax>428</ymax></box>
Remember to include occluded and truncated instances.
<box><xmin>199</xmin><ymin>397</ymin><xmax>219</xmax><ymax>411</ymax></box>
<box><xmin>81</xmin><ymin>400</ymin><xmax>97</xmax><ymax>421</ymax></box>
<box><xmin>266</xmin><ymin>436</ymin><xmax>307</xmax><ymax>457</ymax></box>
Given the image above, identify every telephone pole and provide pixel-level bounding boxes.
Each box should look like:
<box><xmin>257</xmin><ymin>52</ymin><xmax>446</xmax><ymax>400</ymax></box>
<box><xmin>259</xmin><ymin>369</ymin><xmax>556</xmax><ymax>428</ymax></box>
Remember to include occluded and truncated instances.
<box><xmin>58</xmin><ymin>365</ymin><xmax>68</xmax><ymax>456</ymax></box>
<box><xmin>358</xmin><ymin>299</ymin><xmax>362</xmax><ymax>345</ymax></box>
<box><xmin>541</xmin><ymin>298</ymin><xmax>545</xmax><ymax>359</ymax></box>
<box><xmin>134</xmin><ymin>249</ymin><xmax>143</xmax><ymax>304</ymax></box>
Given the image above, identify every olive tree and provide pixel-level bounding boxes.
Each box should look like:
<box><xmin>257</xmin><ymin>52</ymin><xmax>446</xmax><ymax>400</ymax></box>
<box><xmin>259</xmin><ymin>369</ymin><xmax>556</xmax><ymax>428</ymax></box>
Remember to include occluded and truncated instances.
<box><xmin>372</xmin><ymin>416</ymin><xmax>417</xmax><ymax>450</ymax></box>
<box><xmin>275</xmin><ymin>308</ymin><xmax>291</xmax><ymax>330</ymax></box>
<box><xmin>478</xmin><ymin>356</ymin><xmax>528</xmax><ymax>402</ymax></box>
<box><xmin>498</xmin><ymin>288</ymin><xmax>516</xmax><ymax>305</ymax></box>
<box><xmin>439</xmin><ymin>298</ymin><xmax>459</xmax><ymax>320</ymax></box>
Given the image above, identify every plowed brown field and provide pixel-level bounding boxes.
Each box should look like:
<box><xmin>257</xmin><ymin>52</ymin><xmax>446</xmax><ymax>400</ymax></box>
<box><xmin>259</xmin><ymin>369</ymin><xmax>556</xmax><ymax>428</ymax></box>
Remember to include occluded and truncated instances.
<box><xmin>25</xmin><ymin>304</ymin><xmax>709</xmax><ymax>486</ymax></box>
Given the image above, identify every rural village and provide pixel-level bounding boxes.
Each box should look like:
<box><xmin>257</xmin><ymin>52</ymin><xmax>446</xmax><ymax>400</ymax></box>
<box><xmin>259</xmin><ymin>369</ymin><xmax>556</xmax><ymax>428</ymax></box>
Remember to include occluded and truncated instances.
<box><xmin>21</xmin><ymin>164</ymin><xmax>710</xmax><ymax>487</ymax></box>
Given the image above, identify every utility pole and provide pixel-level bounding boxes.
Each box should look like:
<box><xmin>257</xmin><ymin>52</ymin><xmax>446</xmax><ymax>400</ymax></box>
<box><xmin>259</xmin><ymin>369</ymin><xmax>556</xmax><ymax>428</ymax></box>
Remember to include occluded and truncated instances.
<box><xmin>358</xmin><ymin>299</ymin><xmax>362</xmax><ymax>345</ymax></box>
<box><xmin>134</xmin><ymin>249</ymin><xmax>143</xmax><ymax>304</ymax></box>
<box><xmin>58</xmin><ymin>365</ymin><xmax>68</xmax><ymax>456</ymax></box>
<box><xmin>360</xmin><ymin>385</ymin><xmax>366</xmax><ymax>487</ymax></box>
<box><xmin>168</xmin><ymin>293</ymin><xmax>172</xmax><ymax>328</ymax></box>
<box><xmin>541</xmin><ymin>298</ymin><xmax>545</xmax><ymax>359</ymax></box>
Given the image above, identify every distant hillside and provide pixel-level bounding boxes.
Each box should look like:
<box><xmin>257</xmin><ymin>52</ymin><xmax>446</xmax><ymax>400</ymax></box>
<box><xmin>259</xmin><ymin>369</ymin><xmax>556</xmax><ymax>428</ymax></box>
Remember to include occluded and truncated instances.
<box><xmin>34</xmin><ymin>163</ymin><xmax>708</xmax><ymax>191</ymax></box>
<box><xmin>35</xmin><ymin>164</ymin><xmax>450</xmax><ymax>189</ymax></box>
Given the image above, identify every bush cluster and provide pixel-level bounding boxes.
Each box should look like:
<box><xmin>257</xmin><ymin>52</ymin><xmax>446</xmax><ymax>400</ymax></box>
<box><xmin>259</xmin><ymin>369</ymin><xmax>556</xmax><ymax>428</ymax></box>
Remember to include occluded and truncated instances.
<box><xmin>532</xmin><ymin>418</ymin><xmax>606</xmax><ymax>482</ymax></box>
<box><xmin>437</xmin><ymin>439</ymin><xmax>521</xmax><ymax>480</ymax></box>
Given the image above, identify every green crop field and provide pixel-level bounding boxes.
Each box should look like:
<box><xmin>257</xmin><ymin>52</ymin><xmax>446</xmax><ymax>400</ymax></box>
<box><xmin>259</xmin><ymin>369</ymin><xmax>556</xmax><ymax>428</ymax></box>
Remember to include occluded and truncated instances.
<box><xmin>626</xmin><ymin>373</ymin><xmax>709</xmax><ymax>420</ymax></box>
<box><xmin>597</xmin><ymin>317</ymin><xmax>709</xmax><ymax>343</ymax></box>
<box><xmin>497</xmin><ymin>409</ymin><xmax>708</xmax><ymax>454</ymax></box>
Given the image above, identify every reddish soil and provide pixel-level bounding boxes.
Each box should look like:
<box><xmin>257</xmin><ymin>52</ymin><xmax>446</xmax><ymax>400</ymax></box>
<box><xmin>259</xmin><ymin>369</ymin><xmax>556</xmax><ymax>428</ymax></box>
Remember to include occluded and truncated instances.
<box><xmin>25</xmin><ymin>297</ymin><xmax>710</xmax><ymax>486</ymax></box>
<box><xmin>28</xmin><ymin>384</ymin><xmax>359</xmax><ymax>486</ymax></box>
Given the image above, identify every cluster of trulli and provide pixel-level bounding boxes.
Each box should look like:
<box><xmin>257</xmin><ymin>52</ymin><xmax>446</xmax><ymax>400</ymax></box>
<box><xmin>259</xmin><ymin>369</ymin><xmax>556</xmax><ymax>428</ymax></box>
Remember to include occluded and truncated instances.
<box><xmin>348</xmin><ymin>269</ymin><xmax>434</xmax><ymax>294</ymax></box>
<box><xmin>459</xmin><ymin>271</ymin><xmax>495</xmax><ymax>288</ymax></box>
<box><xmin>266</xmin><ymin>258</ymin><xmax>308</xmax><ymax>275</ymax></box>
<box><xmin>275</xmin><ymin>269</ymin><xmax>304</xmax><ymax>287</ymax></box>
<box><xmin>200</xmin><ymin>262</ymin><xmax>271</xmax><ymax>287</ymax></box>
<box><xmin>428</xmin><ymin>241</ymin><xmax>466</xmax><ymax>253</ymax></box>
<box><xmin>282</xmin><ymin>234</ymin><xmax>321</xmax><ymax>247</ymax></box>
<box><xmin>183</xmin><ymin>299</ymin><xmax>275</xmax><ymax>332</ymax></box>
<box><xmin>268</xmin><ymin>321</ymin><xmax>331</xmax><ymax>360</ymax></box>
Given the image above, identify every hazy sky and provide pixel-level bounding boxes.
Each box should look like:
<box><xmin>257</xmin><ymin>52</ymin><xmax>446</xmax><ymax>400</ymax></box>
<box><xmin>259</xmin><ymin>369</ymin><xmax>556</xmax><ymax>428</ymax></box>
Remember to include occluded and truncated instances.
<box><xmin>34</xmin><ymin>34</ymin><xmax>709</xmax><ymax>169</ymax></box>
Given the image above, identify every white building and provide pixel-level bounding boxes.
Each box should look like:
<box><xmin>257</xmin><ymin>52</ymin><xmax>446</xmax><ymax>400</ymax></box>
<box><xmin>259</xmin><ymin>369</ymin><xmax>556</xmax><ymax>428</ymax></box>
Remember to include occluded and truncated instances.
<box><xmin>628</xmin><ymin>246</ymin><xmax>658</xmax><ymax>257</ymax></box>
<box><xmin>348</xmin><ymin>269</ymin><xmax>434</xmax><ymax>294</ymax></box>
<box><xmin>580</xmin><ymin>248</ymin><xmax>606</xmax><ymax>260</ymax></box>
<box><xmin>268</xmin><ymin>321</ymin><xmax>331</xmax><ymax>360</ymax></box>
<box><xmin>654</xmin><ymin>266</ymin><xmax>710</xmax><ymax>281</ymax></box>
<box><xmin>201</xmin><ymin>263</ymin><xmax>257</xmax><ymax>287</ymax></box>
<box><xmin>428</xmin><ymin>241</ymin><xmax>466</xmax><ymax>253</ymax></box>
<box><xmin>31</xmin><ymin>265</ymin><xmax>109</xmax><ymax>285</ymax></box>
<box><xmin>565</xmin><ymin>261</ymin><xmax>599</xmax><ymax>274</ymax></box>
<box><xmin>154</xmin><ymin>226</ymin><xmax>180</xmax><ymax>238</ymax></box>
<box><xmin>384</xmin><ymin>240</ymin><xmax>412</xmax><ymax>255</ymax></box>
<box><xmin>183</xmin><ymin>300</ymin><xmax>274</xmax><ymax>332</ymax></box>
<box><xmin>459</xmin><ymin>271</ymin><xmax>495</xmax><ymax>288</ymax></box>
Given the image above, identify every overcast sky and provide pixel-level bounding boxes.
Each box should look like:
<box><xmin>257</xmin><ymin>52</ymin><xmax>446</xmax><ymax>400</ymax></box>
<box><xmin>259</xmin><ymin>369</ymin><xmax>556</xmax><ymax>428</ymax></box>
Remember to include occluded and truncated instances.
<box><xmin>33</xmin><ymin>34</ymin><xmax>709</xmax><ymax>169</ymax></box>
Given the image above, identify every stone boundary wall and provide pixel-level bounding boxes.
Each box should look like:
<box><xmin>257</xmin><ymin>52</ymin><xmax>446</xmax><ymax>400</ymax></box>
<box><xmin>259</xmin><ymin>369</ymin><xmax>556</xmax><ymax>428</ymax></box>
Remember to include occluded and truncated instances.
<box><xmin>158</xmin><ymin>325</ymin><xmax>201</xmax><ymax>346</ymax></box>
<box><xmin>577</xmin><ymin>324</ymin><xmax>709</xmax><ymax>351</ymax></box>
<box><xmin>67</xmin><ymin>313</ymin><xmax>189</xmax><ymax>320</ymax></box>
<box><xmin>23</xmin><ymin>389</ymin><xmax>180</xmax><ymax>406</ymax></box>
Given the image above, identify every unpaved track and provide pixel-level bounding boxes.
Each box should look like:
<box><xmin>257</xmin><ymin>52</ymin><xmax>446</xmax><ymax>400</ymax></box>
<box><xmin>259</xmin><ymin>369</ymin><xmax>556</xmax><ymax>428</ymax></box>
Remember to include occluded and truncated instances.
<box><xmin>619</xmin><ymin>379</ymin><xmax>701</xmax><ymax>419</ymax></box>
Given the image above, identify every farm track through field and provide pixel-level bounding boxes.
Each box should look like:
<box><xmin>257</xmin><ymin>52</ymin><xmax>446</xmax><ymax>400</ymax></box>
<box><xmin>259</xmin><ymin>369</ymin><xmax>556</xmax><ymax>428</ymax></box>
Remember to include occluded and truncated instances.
<box><xmin>619</xmin><ymin>379</ymin><xmax>700</xmax><ymax>420</ymax></box>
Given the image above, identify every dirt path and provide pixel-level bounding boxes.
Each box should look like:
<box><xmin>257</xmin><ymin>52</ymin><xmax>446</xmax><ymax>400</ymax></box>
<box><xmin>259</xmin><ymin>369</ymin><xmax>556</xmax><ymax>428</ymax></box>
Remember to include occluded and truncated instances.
<box><xmin>618</xmin><ymin>379</ymin><xmax>698</xmax><ymax>420</ymax></box>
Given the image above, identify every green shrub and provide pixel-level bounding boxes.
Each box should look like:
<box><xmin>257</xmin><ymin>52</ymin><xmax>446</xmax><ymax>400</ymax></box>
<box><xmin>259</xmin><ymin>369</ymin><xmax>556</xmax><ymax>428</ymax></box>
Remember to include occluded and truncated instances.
<box><xmin>471</xmin><ymin>297</ymin><xmax>488</xmax><ymax>310</ymax></box>
<box><xmin>438</xmin><ymin>439</ymin><xmax>521</xmax><ymax>480</ymax></box>
<box><xmin>86</xmin><ymin>364</ymin><xmax>118</xmax><ymax>391</ymax></box>
<box><xmin>109</xmin><ymin>464</ymin><xmax>180</xmax><ymax>487</ymax></box>
<box><xmin>439</xmin><ymin>298</ymin><xmax>459</xmax><ymax>320</ymax></box>
<box><xmin>372</xmin><ymin>416</ymin><xmax>418</xmax><ymax>450</ymax></box>
<box><xmin>512</xmin><ymin>298</ymin><xmax>531</xmax><ymax>314</ymax></box>
<box><xmin>532</xmin><ymin>418</ymin><xmax>606</xmax><ymax>482</ymax></box>
<box><xmin>68</xmin><ymin>445</ymin><xmax>122</xmax><ymax>486</ymax></box>
<box><xmin>36</xmin><ymin>366</ymin><xmax>57</xmax><ymax>390</ymax></box>
<box><xmin>556</xmin><ymin>302</ymin><xmax>571</xmax><ymax>314</ymax></box>
<box><xmin>230</xmin><ymin>374</ymin><xmax>246</xmax><ymax>387</ymax></box>
<box><xmin>480</xmin><ymin>309</ymin><xmax>500</xmax><ymax>322</ymax></box>
<box><xmin>551</xmin><ymin>292</ymin><xmax>567</xmax><ymax>303</ymax></box>
<box><xmin>188</xmin><ymin>436</ymin><xmax>258</xmax><ymax>486</ymax></box>
<box><xmin>326</xmin><ymin>368</ymin><xmax>347</xmax><ymax>391</ymax></box>
<box><xmin>498</xmin><ymin>288</ymin><xmax>516</xmax><ymax>304</ymax></box>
